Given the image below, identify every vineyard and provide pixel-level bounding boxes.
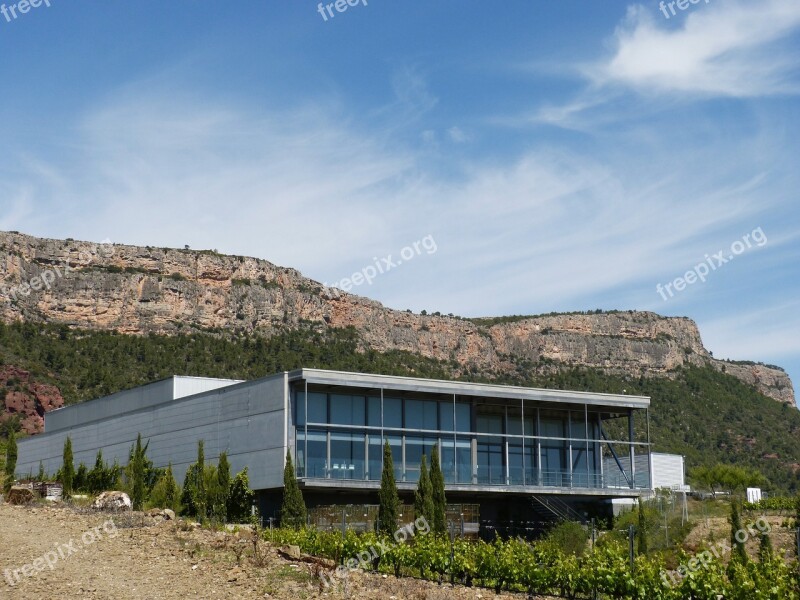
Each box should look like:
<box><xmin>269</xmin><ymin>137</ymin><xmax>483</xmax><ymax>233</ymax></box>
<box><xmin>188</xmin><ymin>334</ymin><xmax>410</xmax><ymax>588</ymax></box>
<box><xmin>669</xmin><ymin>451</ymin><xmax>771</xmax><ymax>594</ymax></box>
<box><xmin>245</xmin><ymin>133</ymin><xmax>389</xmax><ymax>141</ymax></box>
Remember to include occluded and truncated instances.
<box><xmin>263</xmin><ymin>525</ymin><xmax>800</xmax><ymax>599</ymax></box>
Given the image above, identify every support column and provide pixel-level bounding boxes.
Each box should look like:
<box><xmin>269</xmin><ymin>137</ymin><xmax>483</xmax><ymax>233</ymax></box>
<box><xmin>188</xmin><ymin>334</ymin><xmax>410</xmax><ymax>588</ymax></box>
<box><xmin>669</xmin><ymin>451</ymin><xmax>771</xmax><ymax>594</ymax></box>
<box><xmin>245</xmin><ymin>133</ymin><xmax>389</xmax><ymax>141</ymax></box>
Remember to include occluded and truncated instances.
<box><xmin>629</xmin><ymin>409</ymin><xmax>636</xmax><ymax>490</ymax></box>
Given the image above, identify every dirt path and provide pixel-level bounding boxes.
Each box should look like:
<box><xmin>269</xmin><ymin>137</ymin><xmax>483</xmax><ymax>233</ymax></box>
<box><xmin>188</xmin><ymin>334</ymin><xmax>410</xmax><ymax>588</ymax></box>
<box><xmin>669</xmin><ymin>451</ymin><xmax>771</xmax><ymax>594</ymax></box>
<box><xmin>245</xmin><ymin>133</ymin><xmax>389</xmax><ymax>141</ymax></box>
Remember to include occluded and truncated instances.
<box><xmin>0</xmin><ymin>503</ymin><xmax>541</xmax><ymax>600</ymax></box>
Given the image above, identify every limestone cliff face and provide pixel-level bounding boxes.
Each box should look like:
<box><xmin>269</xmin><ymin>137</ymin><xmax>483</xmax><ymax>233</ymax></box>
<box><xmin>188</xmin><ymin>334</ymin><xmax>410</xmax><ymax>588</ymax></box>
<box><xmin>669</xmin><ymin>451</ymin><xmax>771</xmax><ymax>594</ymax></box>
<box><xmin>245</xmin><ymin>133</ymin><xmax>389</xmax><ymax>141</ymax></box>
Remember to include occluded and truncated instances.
<box><xmin>0</xmin><ymin>231</ymin><xmax>794</xmax><ymax>406</ymax></box>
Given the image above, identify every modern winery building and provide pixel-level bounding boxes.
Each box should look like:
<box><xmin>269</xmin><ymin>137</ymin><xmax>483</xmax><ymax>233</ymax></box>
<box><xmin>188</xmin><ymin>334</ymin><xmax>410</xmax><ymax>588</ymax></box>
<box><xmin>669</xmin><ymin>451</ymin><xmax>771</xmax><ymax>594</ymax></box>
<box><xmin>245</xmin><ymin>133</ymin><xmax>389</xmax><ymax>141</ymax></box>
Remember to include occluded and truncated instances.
<box><xmin>17</xmin><ymin>369</ymin><xmax>653</xmax><ymax>527</ymax></box>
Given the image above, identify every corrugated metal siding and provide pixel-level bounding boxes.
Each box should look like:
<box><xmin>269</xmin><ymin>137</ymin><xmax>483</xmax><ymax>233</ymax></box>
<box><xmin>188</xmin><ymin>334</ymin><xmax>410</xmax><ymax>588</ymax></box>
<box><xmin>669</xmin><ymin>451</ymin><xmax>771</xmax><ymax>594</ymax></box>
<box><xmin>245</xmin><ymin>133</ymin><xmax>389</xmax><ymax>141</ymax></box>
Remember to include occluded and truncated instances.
<box><xmin>45</xmin><ymin>377</ymin><xmax>242</xmax><ymax>434</ymax></box>
<box><xmin>17</xmin><ymin>374</ymin><xmax>287</xmax><ymax>491</ymax></box>
<box><xmin>650</xmin><ymin>453</ymin><xmax>685</xmax><ymax>489</ymax></box>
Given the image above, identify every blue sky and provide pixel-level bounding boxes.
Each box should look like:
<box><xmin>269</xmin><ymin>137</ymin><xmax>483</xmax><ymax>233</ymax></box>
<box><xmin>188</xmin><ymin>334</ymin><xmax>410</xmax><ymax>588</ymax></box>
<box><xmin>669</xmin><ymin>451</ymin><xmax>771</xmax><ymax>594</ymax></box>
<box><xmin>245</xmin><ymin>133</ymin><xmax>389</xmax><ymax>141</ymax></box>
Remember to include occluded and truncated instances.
<box><xmin>1</xmin><ymin>0</ymin><xmax>799</xmax><ymax>398</ymax></box>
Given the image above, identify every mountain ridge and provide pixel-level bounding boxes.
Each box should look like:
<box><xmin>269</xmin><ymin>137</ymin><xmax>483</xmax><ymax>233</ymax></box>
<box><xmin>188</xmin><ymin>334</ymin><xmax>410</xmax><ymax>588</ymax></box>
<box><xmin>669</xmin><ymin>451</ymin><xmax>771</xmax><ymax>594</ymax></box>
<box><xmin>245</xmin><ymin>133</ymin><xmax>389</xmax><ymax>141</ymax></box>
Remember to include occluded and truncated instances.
<box><xmin>0</xmin><ymin>230</ymin><xmax>793</xmax><ymax>409</ymax></box>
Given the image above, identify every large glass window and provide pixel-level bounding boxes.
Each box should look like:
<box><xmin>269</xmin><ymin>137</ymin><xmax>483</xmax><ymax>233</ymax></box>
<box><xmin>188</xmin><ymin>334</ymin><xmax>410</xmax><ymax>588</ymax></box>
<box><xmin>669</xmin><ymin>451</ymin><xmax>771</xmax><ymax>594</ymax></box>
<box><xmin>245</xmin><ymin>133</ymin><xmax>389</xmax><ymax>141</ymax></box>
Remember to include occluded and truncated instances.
<box><xmin>367</xmin><ymin>397</ymin><xmax>382</xmax><ymax>427</ymax></box>
<box><xmin>330</xmin><ymin>432</ymin><xmax>365</xmax><ymax>479</ymax></box>
<box><xmin>439</xmin><ymin>401</ymin><xmax>454</xmax><ymax>432</ymax></box>
<box><xmin>330</xmin><ymin>394</ymin><xmax>365</xmax><ymax>426</ymax></box>
<box><xmin>406</xmin><ymin>399</ymin><xmax>438</xmax><ymax>430</ymax></box>
<box><xmin>308</xmin><ymin>393</ymin><xmax>328</xmax><ymax>424</ymax></box>
<box><xmin>367</xmin><ymin>434</ymin><xmax>383</xmax><ymax>480</ymax></box>
<box><xmin>455</xmin><ymin>438</ymin><xmax>472</xmax><ymax>483</ymax></box>
<box><xmin>455</xmin><ymin>402</ymin><xmax>471</xmax><ymax>432</ymax></box>
<box><xmin>439</xmin><ymin>438</ymin><xmax>456</xmax><ymax>482</ymax></box>
<box><xmin>405</xmin><ymin>435</ymin><xmax>438</xmax><ymax>482</ymax></box>
<box><xmin>386</xmin><ymin>434</ymin><xmax>403</xmax><ymax>481</ymax></box>
<box><xmin>477</xmin><ymin>436</ymin><xmax>504</xmax><ymax>484</ymax></box>
<box><xmin>295</xmin><ymin>391</ymin><xmax>328</xmax><ymax>426</ymax></box>
<box><xmin>300</xmin><ymin>429</ymin><xmax>327</xmax><ymax>478</ymax></box>
<box><xmin>384</xmin><ymin>397</ymin><xmax>403</xmax><ymax>429</ymax></box>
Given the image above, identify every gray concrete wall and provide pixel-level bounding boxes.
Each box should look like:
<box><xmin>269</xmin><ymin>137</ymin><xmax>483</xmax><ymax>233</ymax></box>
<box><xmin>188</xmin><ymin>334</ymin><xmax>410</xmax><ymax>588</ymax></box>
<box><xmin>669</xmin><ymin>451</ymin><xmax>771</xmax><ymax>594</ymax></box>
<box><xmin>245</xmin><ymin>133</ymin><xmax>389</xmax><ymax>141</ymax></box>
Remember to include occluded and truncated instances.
<box><xmin>17</xmin><ymin>373</ymin><xmax>288</xmax><ymax>491</ymax></box>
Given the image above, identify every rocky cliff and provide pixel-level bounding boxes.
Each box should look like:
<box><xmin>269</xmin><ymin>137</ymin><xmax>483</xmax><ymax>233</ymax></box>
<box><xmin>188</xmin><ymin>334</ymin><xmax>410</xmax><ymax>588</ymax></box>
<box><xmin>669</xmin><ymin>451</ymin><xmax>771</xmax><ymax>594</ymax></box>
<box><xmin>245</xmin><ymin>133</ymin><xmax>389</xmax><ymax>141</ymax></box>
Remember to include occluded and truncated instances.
<box><xmin>0</xmin><ymin>231</ymin><xmax>793</xmax><ymax>407</ymax></box>
<box><xmin>0</xmin><ymin>365</ymin><xmax>64</xmax><ymax>434</ymax></box>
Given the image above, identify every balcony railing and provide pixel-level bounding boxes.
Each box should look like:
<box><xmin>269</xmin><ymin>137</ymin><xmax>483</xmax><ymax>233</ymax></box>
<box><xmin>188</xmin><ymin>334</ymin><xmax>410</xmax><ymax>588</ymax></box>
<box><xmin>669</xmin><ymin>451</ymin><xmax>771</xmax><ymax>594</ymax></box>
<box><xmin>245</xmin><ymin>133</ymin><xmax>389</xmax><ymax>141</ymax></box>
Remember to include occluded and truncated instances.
<box><xmin>299</xmin><ymin>462</ymin><xmax>651</xmax><ymax>490</ymax></box>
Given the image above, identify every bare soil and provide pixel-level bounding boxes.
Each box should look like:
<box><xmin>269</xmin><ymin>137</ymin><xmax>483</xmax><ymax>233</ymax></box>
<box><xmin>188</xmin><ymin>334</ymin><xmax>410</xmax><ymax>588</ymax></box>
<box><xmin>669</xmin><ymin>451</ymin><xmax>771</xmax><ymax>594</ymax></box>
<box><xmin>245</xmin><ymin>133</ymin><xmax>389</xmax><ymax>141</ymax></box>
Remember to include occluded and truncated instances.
<box><xmin>0</xmin><ymin>503</ymin><xmax>545</xmax><ymax>600</ymax></box>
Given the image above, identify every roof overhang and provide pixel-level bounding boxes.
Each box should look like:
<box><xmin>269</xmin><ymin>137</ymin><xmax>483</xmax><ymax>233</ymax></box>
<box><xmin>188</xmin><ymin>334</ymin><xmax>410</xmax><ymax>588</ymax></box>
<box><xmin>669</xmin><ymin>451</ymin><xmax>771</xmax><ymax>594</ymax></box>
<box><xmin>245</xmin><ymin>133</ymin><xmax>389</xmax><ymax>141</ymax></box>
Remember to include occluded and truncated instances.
<box><xmin>287</xmin><ymin>368</ymin><xmax>649</xmax><ymax>410</ymax></box>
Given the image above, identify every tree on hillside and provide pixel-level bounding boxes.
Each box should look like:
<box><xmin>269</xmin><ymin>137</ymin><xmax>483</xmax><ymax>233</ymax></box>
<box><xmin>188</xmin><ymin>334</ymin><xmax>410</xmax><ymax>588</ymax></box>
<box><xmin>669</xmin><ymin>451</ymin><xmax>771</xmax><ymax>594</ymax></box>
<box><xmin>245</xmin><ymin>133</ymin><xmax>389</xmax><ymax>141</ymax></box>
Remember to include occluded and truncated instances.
<box><xmin>413</xmin><ymin>455</ymin><xmax>434</xmax><ymax>524</ymax></box>
<box><xmin>4</xmin><ymin>428</ymin><xmax>17</xmax><ymax>494</ymax></box>
<box><xmin>62</xmin><ymin>436</ymin><xmax>74</xmax><ymax>498</ymax></box>
<box><xmin>691</xmin><ymin>464</ymin><xmax>765</xmax><ymax>497</ymax></box>
<box><xmin>378</xmin><ymin>441</ymin><xmax>400</xmax><ymax>536</ymax></box>
<box><xmin>429</xmin><ymin>444</ymin><xmax>447</xmax><ymax>535</ymax></box>
<box><xmin>280</xmin><ymin>449</ymin><xmax>306</xmax><ymax>528</ymax></box>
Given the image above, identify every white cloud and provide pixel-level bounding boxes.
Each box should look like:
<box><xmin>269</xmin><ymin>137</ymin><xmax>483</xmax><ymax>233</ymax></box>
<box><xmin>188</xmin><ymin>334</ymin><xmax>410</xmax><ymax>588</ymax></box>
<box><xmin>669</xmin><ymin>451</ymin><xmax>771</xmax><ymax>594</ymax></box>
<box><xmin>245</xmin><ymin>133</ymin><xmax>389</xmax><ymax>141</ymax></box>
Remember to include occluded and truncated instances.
<box><xmin>597</xmin><ymin>0</ymin><xmax>800</xmax><ymax>97</ymax></box>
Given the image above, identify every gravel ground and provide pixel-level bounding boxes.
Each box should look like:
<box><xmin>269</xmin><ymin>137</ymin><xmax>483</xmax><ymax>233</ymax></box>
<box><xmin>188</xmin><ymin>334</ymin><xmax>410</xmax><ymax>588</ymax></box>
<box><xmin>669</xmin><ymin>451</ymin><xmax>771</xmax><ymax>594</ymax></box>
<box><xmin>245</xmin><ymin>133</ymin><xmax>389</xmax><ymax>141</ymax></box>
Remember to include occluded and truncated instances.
<box><xmin>0</xmin><ymin>502</ymin><xmax>546</xmax><ymax>600</ymax></box>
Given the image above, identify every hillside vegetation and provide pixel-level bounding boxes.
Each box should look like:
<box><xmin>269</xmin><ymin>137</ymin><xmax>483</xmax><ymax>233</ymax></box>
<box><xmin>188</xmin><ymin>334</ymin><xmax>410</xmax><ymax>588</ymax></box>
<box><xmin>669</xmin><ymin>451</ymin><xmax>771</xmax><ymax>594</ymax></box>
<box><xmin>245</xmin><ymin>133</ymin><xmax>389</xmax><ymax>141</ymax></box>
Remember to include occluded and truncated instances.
<box><xmin>1</xmin><ymin>320</ymin><xmax>799</xmax><ymax>493</ymax></box>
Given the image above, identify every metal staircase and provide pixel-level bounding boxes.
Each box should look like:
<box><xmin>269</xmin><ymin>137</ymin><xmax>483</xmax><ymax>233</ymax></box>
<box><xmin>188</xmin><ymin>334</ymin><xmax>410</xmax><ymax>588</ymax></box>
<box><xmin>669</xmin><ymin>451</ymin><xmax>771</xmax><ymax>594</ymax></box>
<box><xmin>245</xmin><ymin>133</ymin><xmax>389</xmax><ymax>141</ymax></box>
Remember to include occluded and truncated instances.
<box><xmin>531</xmin><ymin>494</ymin><xmax>586</xmax><ymax>523</ymax></box>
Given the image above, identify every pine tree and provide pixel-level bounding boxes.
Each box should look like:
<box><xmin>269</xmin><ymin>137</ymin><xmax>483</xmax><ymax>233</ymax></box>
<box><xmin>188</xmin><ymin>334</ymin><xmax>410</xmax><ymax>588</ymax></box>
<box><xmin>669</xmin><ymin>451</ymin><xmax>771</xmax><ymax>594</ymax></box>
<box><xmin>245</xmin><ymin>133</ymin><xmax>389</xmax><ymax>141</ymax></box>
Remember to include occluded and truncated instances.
<box><xmin>280</xmin><ymin>449</ymin><xmax>306</xmax><ymax>528</ymax></box>
<box><xmin>4</xmin><ymin>428</ymin><xmax>17</xmax><ymax>494</ymax></box>
<box><xmin>378</xmin><ymin>441</ymin><xmax>400</xmax><ymax>536</ymax></box>
<box><xmin>637</xmin><ymin>497</ymin><xmax>648</xmax><ymax>555</ymax></box>
<box><xmin>413</xmin><ymin>454</ymin><xmax>434</xmax><ymax>524</ymax></box>
<box><xmin>216</xmin><ymin>452</ymin><xmax>231</xmax><ymax>522</ymax></box>
<box><xmin>729</xmin><ymin>499</ymin><xmax>748</xmax><ymax>564</ymax></box>
<box><xmin>429</xmin><ymin>444</ymin><xmax>447</xmax><ymax>535</ymax></box>
<box><xmin>62</xmin><ymin>436</ymin><xmax>74</xmax><ymax>499</ymax></box>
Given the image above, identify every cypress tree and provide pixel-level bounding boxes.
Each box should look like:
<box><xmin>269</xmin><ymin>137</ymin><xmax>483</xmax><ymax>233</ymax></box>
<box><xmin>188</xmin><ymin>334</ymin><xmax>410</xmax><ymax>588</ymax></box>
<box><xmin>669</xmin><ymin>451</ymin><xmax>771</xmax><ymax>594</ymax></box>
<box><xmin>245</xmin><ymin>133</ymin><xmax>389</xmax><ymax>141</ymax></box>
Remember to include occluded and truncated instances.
<box><xmin>4</xmin><ymin>428</ymin><xmax>17</xmax><ymax>494</ymax></box>
<box><xmin>378</xmin><ymin>441</ymin><xmax>400</xmax><ymax>536</ymax></box>
<box><xmin>196</xmin><ymin>440</ymin><xmax>206</xmax><ymax>519</ymax></box>
<box><xmin>429</xmin><ymin>443</ymin><xmax>447</xmax><ymax>535</ymax></box>
<box><xmin>413</xmin><ymin>455</ymin><xmax>434</xmax><ymax>524</ymax></box>
<box><xmin>758</xmin><ymin>529</ymin><xmax>773</xmax><ymax>562</ymax></box>
<box><xmin>637</xmin><ymin>497</ymin><xmax>648</xmax><ymax>555</ymax></box>
<box><xmin>129</xmin><ymin>433</ymin><xmax>148</xmax><ymax>511</ymax></box>
<box><xmin>164</xmin><ymin>463</ymin><xmax>180</xmax><ymax>512</ymax></box>
<box><xmin>216</xmin><ymin>452</ymin><xmax>231</xmax><ymax>522</ymax></box>
<box><xmin>280</xmin><ymin>449</ymin><xmax>307</xmax><ymax>528</ymax></box>
<box><xmin>729</xmin><ymin>499</ymin><xmax>748</xmax><ymax>564</ymax></box>
<box><xmin>62</xmin><ymin>436</ymin><xmax>74</xmax><ymax>499</ymax></box>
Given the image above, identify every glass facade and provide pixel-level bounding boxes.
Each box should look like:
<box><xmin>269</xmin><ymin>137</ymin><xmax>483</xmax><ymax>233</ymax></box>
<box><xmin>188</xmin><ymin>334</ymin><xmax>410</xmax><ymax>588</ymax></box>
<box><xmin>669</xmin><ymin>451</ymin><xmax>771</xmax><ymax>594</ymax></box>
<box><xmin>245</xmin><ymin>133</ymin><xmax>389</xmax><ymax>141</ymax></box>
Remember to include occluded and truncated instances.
<box><xmin>294</xmin><ymin>387</ymin><xmax>649</xmax><ymax>490</ymax></box>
